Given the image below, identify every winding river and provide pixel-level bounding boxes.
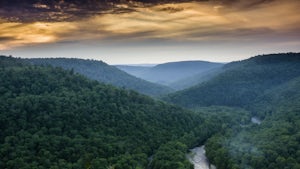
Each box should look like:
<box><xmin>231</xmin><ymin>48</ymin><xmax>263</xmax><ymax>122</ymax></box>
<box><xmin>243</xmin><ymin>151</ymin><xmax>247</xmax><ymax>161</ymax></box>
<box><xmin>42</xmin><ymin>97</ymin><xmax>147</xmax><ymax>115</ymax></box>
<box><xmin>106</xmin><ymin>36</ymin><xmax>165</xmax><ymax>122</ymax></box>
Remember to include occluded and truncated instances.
<box><xmin>188</xmin><ymin>116</ymin><xmax>261</xmax><ymax>169</ymax></box>
<box><xmin>187</xmin><ymin>146</ymin><xmax>216</xmax><ymax>169</ymax></box>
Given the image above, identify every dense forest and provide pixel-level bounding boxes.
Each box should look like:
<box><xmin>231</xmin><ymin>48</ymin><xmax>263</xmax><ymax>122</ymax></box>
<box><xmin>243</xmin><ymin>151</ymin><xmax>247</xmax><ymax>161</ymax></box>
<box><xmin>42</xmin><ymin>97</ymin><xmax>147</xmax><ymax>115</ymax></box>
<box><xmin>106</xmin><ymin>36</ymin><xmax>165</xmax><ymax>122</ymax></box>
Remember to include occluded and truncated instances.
<box><xmin>1</xmin><ymin>53</ymin><xmax>300</xmax><ymax>169</ymax></box>
<box><xmin>0</xmin><ymin>56</ymin><xmax>249</xmax><ymax>169</ymax></box>
<box><xmin>164</xmin><ymin>53</ymin><xmax>300</xmax><ymax>169</ymax></box>
<box><xmin>0</xmin><ymin>56</ymin><xmax>192</xmax><ymax>168</ymax></box>
<box><xmin>205</xmin><ymin>84</ymin><xmax>300</xmax><ymax>169</ymax></box>
<box><xmin>164</xmin><ymin>53</ymin><xmax>300</xmax><ymax>108</ymax></box>
<box><xmin>26</xmin><ymin>58</ymin><xmax>173</xmax><ymax>97</ymax></box>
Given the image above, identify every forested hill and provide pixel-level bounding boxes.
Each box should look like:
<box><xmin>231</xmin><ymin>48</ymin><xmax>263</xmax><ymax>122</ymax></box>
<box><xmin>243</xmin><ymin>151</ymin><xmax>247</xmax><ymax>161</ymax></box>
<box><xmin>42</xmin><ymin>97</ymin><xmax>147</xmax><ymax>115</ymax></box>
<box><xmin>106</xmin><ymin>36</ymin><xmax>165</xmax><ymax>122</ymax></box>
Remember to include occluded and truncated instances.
<box><xmin>2</xmin><ymin>54</ymin><xmax>300</xmax><ymax>169</ymax></box>
<box><xmin>0</xmin><ymin>55</ymin><xmax>29</xmax><ymax>67</ymax></box>
<box><xmin>205</xmin><ymin>72</ymin><xmax>300</xmax><ymax>169</ymax></box>
<box><xmin>0</xmin><ymin>56</ymin><xmax>202</xmax><ymax>169</ymax></box>
<box><xmin>26</xmin><ymin>58</ymin><xmax>173</xmax><ymax>97</ymax></box>
<box><xmin>119</xmin><ymin>61</ymin><xmax>223</xmax><ymax>86</ymax></box>
<box><xmin>164</xmin><ymin>53</ymin><xmax>300</xmax><ymax>108</ymax></box>
<box><xmin>251</xmin><ymin>75</ymin><xmax>300</xmax><ymax>117</ymax></box>
<box><xmin>162</xmin><ymin>53</ymin><xmax>300</xmax><ymax>169</ymax></box>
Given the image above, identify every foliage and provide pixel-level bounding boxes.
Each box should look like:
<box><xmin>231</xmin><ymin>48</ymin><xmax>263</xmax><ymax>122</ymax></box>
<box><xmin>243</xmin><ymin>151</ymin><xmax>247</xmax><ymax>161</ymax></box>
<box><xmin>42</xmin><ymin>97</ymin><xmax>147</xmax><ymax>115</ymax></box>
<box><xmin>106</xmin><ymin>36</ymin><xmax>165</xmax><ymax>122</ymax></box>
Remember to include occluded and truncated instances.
<box><xmin>0</xmin><ymin>61</ymin><xmax>200</xmax><ymax>169</ymax></box>
<box><xmin>204</xmin><ymin>55</ymin><xmax>300</xmax><ymax>169</ymax></box>
<box><xmin>26</xmin><ymin>58</ymin><xmax>173</xmax><ymax>97</ymax></box>
<box><xmin>206</xmin><ymin>106</ymin><xmax>300</xmax><ymax>169</ymax></box>
<box><xmin>2</xmin><ymin>53</ymin><xmax>300</xmax><ymax>169</ymax></box>
<box><xmin>150</xmin><ymin>141</ymin><xmax>193</xmax><ymax>169</ymax></box>
<box><xmin>164</xmin><ymin>53</ymin><xmax>300</xmax><ymax>169</ymax></box>
<box><xmin>164</xmin><ymin>53</ymin><xmax>300</xmax><ymax>108</ymax></box>
<box><xmin>0</xmin><ymin>55</ymin><xmax>29</xmax><ymax>67</ymax></box>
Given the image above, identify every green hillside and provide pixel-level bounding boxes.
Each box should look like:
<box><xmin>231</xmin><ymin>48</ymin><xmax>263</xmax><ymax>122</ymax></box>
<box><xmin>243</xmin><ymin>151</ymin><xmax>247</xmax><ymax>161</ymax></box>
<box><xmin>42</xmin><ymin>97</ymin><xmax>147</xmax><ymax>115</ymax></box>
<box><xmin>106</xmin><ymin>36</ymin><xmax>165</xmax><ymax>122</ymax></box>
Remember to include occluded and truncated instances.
<box><xmin>164</xmin><ymin>53</ymin><xmax>300</xmax><ymax>108</ymax></box>
<box><xmin>0</xmin><ymin>55</ymin><xmax>29</xmax><ymax>67</ymax></box>
<box><xmin>26</xmin><ymin>58</ymin><xmax>173</xmax><ymax>97</ymax></box>
<box><xmin>0</xmin><ymin>56</ymin><xmax>253</xmax><ymax>169</ymax></box>
<box><xmin>205</xmin><ymin>76</ymin><xmax>300</xmax><ymax>169</ymax></box>
<box><xmin>0</xmin><ymin>58</ymin><xmax>196</xmax><ymax>169</ymax></box>
<box><xmin>1</xmin><ymin>54</ymin><xmax>300</xmax><ymax>169</ymax></box>
<box><xmin>161</xmin><ymin>53</ymin><xmax>300</xmax><ymax>169</ymax></box>
<box><xmin>250</xmin><ymin>75</ymin><xmax>300</xmax><ymax>117</ymax></box>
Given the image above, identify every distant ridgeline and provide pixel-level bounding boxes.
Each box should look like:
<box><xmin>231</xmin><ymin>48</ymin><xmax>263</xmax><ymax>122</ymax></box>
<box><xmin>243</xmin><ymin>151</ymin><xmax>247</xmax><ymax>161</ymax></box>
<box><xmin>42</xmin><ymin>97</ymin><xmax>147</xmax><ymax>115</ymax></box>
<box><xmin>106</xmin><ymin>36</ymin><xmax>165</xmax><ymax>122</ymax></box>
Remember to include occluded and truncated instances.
<box><xmin>116</xmin><ymin>61</ymin><xmax>224</xmax><ymax>90</ymax></box>
<box><xmin>164</xmin><ymin>53</ymin><xmax>300</xmax><ymax>169</ymax></box>
<box><xmin>164</xmin><ymin>53</ymin><xmax>300</xmax><ymax>109</ymax></box>
<box><xmin>25</xmin><ymin>58</ymin><xmax>173</xmax><ymax>97</ymax></box>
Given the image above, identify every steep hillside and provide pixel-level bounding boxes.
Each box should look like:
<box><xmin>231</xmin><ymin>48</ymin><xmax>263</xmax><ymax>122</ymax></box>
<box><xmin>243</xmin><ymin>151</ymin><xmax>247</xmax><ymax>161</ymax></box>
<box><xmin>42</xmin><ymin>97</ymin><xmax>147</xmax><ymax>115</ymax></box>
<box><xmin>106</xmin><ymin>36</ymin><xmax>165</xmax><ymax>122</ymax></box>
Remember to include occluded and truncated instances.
<box><xmin>250</xmin><ymin>75</ymin><xmax>300</xmax><ymax>117</ymax></box>
<box><xmin>160</xmin><ymin>53</ymin><xmax>300</xmax><ymax>169</ymax></box>
<box><xmin>0</xmin><ymin>58</ymin><xmax>201</xmax><ymax>169</ymax></box>
<box><xmin>121</xmin><ymin>61</ymin><xmax>223</xmax><ymax>86</ymax></box>
<box><xmin>205</xmin><ymin>76</ymin><xmax>300</xmax><ymax>169</ymax></box>
<box><xmin>26</xmin><ymin>58</ymin><xmax>173</xmax><ymax>97</ymax></box>
<box><xmin>164</xmin><ymin>53</ymin><xmax>300</xmax><ymax>108</ymax></box>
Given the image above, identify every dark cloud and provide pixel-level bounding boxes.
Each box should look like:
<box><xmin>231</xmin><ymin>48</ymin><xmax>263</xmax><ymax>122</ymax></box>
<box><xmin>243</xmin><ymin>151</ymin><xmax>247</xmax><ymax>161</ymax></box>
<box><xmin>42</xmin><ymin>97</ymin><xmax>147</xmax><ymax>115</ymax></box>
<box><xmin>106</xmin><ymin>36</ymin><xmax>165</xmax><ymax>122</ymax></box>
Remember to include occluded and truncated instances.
<box><xmin>0</xmin><ymin>0</ymin><xmax>211</xmax><ymax>22</ymax></box>
<box><xmin>0</xmin><ymin>0</ymin><xmax>277</xmax><ymax>22</ymax></box>
<box><xmin>0</xmin><ymin>0</ymin><xmax>134</xmax><ymax>22</ymax></box>
<box><xmin>156</xmin><ymin>6</ymin><xmax>185</xmax><ymax>13</ymax></box>
<box><xmin>213</xmin><ymin>0</ymin><xmax>275</xmax><ymax>9</ymax></box>
<box><xmin>0</xmin><ymin>36</ymin><xmax>17</xmax><ymax>42</ymax></box>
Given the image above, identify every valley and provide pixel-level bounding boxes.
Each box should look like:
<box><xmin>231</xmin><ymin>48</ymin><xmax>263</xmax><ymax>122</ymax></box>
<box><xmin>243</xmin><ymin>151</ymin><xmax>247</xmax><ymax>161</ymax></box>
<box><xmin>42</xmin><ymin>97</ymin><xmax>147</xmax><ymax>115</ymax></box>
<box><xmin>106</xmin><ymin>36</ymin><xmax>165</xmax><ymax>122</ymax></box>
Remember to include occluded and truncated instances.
<box><xmin>0</xmin><ymin>53</ymin><xmax>300</xmax><ymax>169</ymax></box>
<box><xmin>116</xmin><ymin>61</ymin><xmax>224</xmax><ymax>90</ymax></box>
<box><xmin>1</xmin><ymin>0</ymin><xmax>299</xmax><ymax>168</ymax></box>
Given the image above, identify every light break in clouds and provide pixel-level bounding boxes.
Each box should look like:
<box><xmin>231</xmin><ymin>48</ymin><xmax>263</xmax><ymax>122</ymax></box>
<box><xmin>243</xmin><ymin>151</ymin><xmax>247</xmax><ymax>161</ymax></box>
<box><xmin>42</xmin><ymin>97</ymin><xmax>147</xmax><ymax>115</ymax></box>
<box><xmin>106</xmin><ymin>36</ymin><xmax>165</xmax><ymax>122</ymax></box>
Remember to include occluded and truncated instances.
<box><xmin>0</xmin><ymin>0</ymin><xmax>300</xmax><ymax>64</ymax></box>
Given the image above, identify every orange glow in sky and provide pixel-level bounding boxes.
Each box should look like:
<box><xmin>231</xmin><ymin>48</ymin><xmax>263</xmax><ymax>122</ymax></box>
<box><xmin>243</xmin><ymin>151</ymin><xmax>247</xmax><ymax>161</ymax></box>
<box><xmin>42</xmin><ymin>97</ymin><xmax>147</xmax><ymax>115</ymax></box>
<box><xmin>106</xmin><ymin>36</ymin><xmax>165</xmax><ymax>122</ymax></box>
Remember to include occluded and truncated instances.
<box><xmin>0</xmin><ymin>0</ymin><xmax>299</xmax><ymax>63</ymax></box>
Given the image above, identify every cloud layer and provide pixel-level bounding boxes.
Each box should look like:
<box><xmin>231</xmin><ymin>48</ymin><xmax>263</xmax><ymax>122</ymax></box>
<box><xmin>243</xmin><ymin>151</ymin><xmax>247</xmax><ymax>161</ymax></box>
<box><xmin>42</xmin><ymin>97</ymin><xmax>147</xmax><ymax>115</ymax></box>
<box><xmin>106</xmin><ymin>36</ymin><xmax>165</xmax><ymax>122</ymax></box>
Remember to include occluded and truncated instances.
<box><xmin>0</xmin><ymin>0</ymin><xmax>299</xmax><ymax>63</ymax></box>
<box><xmin>0</xmin><ymin>0</ymin><xmax>278</xmax><ymax>22</ymax></box>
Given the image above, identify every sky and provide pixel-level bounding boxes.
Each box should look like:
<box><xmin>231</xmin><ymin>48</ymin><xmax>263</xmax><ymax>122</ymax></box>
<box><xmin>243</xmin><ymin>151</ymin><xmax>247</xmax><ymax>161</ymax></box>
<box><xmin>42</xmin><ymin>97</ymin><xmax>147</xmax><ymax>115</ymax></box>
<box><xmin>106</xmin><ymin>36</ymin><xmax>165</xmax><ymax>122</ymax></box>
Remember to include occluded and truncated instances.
<box><xmin>0</xmin><ymin>0</ymin><xmax>300</xmax><ymax>64</ymax></box>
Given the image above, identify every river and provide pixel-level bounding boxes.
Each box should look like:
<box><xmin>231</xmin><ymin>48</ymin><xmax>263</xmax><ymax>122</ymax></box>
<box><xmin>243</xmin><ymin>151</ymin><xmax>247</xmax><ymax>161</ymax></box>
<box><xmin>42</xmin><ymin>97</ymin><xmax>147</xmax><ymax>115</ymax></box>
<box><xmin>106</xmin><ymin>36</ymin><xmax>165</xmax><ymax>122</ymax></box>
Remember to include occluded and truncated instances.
<box><xmin>187</xmin><ymin>145</ymin><xmax>216</xmax><ymax>169</ymax></box>
<box><xmin>187</xmin><ymin>117</ymin><xmax>261</xmax><ymax>169</ymax></box>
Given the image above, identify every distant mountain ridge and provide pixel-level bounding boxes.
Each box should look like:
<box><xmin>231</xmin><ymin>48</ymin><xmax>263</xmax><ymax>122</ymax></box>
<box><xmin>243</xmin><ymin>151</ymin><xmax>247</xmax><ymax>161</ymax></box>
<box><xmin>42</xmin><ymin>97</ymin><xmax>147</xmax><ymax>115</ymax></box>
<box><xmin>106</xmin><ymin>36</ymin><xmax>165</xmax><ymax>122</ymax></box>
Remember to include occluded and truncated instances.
<box><xmin>164</xmin><ymin>53</ymin><xmax>300</xmax><ymax>108</ymax></box>
<box><xmin>26</xmin><ymin>58</ymin><xmax>173</xmax><ymax>96</ymax></box>
<box><xmin>169</xmin><ymin>67</ymin><xmax>223</xmax><ymax>90</ymax></box>
<box><xmin>115</xmin><ymin>65</ymin><xmax>151</xmax><ymax>77</ymax></box>
<box><xmin>117</xmin><ymin>60</ymin><xmax>224</xmax><ymax>87</ymax></box>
